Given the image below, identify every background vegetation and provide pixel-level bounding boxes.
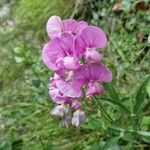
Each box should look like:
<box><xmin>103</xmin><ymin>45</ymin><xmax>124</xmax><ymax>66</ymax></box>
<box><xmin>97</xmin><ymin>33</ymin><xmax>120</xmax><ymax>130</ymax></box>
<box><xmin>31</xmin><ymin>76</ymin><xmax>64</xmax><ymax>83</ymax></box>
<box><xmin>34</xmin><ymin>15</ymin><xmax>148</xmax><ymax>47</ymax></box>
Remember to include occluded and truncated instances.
<box><xmin>0</xmin><ymin>0</ymin><xmax>150</xmax><ymax>149</ymax></box>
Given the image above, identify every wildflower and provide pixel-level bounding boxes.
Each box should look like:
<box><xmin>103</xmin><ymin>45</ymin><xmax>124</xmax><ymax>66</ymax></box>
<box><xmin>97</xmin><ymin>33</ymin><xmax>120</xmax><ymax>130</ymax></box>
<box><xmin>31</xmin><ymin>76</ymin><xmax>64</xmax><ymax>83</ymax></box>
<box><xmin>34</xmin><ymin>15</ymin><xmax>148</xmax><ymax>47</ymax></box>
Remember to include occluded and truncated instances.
<box><xmin>42</xmin><ymin>16</ymin><xmax>112</xmax><ymax>127</ymax></box>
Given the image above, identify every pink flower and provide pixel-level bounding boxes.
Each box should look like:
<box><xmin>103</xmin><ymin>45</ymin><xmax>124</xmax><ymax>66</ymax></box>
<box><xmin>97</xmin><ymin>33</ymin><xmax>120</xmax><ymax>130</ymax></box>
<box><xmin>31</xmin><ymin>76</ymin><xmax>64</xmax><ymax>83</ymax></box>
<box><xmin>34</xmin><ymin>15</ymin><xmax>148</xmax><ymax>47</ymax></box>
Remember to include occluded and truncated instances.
<box><xmin>74</xmin><ymin>26</ymin><xmax>107</xmax><ymax>60</ymax></box>
<box><xmin>49</xmin><ymin>76</ymin><xmax>82</xmax><ymax>105</ymax></box>
<box><xmin>49</xmin><ymin>74</ymin><xmax>82</xmax><ymax>110</ymax></box>
<box><xmin>42</xmin><ymin>32</ymin><xmax>79</xmax><ymax>73</ymax></box>
<box><xmin>42</xmin><ymin>16</ymin><xmax>112</xmax><ymax>127</ymax></box>
<box><xmin>46</xmin><ymin>16</ymin><xmax>88</xmax><ymax>39</ymax></box>
<box><xmin>73</xmin><ymin>63</ymin><xmax>112</xmax><ymax>85</ymax></box>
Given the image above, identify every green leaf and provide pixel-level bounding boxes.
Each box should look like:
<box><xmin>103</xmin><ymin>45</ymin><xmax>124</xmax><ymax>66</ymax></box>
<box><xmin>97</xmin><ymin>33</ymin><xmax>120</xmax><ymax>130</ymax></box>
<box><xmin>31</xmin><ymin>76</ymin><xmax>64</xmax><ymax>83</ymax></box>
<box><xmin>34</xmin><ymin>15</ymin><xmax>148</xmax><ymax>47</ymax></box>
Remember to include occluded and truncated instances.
<box><xmin>104</xmin><ymin>83</ymin><xmax>120</xmax><ymax>100</ymax></box>
<box><xmin>102</xmin><ymin>136</ymin><xmax>120</xmax><ymax>150</ymax></box>
<box><xmin>122</xmin><ymin>133</ymin><xmax>137</xmax><ymax>143</ymax></box>
<box><xmin>134</xmin><ymin>76</ymin><xmax>150</xmax><ymax>114</ymax></box>
<box><xmin>137</xmin><ymin>131</ymin><xmax>150</xmax><ymax>137</ymax></box>
<box><xmin>100</xmin><ymin>97</ymin><xmax>131</xmax><ymax>116</ymax></box>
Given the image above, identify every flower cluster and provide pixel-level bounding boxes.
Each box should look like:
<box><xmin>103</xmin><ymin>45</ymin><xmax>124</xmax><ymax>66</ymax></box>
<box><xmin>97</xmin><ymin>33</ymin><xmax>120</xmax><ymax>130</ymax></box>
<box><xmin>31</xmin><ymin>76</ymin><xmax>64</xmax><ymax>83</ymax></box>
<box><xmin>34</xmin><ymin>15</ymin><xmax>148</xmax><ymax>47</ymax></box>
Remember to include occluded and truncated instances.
<box><xmin>42</xmin><ymin>16</ymin><xmax>112</xmax><ymax>127</ymax></box>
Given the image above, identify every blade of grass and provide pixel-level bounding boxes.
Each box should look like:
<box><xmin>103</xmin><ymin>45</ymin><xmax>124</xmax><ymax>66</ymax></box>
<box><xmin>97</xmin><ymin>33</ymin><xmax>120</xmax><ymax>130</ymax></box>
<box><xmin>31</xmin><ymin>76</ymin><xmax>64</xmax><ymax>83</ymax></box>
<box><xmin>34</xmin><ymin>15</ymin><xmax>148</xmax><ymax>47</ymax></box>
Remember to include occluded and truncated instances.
<box><xmin>100</xmin><ymin>97</ymin><xmax>131</xmax><ymax>116</ymax></box>
<box><xmin>134</xmin><ymin>76</ymin><xmax>150</xmax><ymax>114</ymax></box>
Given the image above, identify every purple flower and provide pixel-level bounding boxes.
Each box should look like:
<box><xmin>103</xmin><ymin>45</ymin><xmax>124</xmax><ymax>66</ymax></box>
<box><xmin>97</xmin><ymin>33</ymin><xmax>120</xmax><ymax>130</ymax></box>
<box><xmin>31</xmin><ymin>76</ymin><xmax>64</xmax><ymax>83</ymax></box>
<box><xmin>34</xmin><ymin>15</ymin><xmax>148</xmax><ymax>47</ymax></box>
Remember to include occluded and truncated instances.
<box><xmin>73</xmin><ymin>63</ymin><xmax>112</xmax><ymax>85</ymax></box>
<box><xmin>71</xmin><ymin>110</ymin><xmax>86</xmax><ymax>127</ymax></box>
<box><xmin>46</xmin><ymin>16</ymin><xmax>88</xmax><ymax>39</ymax></box>
<box><xmin>74</xmin><ymin>26</ymin><xmax>107</xmax><ymax>60</ymax></box>
<box><xmin>49</xmin><ymin>76</ymin><xmax>82</xmax><ymax>104</ymax></box>
<box><xmin>42</xmin><ymin>32</ymin><xmax>80</xmax><ymax>73</ymax></box>
<box><xmin>42</xmin><ymin>16</ymin><xmax>112</xmax><ymax>127</ymax></box>
<box><xmin>49</xmin><ymin>74</ymin><xmax>82</xmax><ymax>110</ymax></box>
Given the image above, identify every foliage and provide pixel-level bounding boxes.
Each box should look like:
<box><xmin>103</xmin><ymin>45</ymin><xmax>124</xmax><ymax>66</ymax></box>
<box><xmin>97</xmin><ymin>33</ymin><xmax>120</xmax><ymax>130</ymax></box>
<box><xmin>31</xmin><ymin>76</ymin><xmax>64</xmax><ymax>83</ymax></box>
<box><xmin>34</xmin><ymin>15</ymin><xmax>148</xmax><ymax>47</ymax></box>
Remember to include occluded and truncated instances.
<box><xmin>0</xmin><ymin>0</ymin><xmax>150</xmax><ymax>149</ymax></box>
<box><xmin>14</xmin><ymin>0</ymin><xmax>75</xmax><ymax>40</ymax></box>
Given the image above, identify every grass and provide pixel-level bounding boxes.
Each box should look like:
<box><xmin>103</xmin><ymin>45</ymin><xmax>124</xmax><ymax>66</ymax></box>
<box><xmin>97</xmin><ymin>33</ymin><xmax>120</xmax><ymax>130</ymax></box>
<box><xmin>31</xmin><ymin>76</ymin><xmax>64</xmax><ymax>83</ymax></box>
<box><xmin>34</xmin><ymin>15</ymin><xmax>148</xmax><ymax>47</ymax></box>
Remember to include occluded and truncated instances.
<box><xmin>0</xmin><ymin>0</ymin><xmax>150</xmax><ymax>149</ymax></box>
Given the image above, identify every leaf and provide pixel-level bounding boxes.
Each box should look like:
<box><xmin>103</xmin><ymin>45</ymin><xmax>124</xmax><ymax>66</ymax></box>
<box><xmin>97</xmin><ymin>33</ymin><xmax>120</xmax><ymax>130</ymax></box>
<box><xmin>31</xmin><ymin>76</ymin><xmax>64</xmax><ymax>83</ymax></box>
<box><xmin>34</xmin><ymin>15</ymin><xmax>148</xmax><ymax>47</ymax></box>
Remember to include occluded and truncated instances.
<box><xmin>134</xmin><ymin>76</ymin><xmax>150</xmax><ymax>114</ymax></box>
<box><xmin>141</xmin><ymin>136</ymin><xmax>150</xmax><ymax>144</ymax></box>
<box><xmin>82</xmin><ymin>116</ymin><xmax>102</xmax><ymax>131</ymax></box>
<box><xmin>100</xmin><ymin>97</ymin><xmax>131</xmax><ymax>116</ymax></box>
<box><xmin>137</xmin><ymin>131</ymin><xmax>150</xmax><ymax>137</ymax></box>
<box><xmin>122</xmin><ymin>133</ymin><xmax>137</xmax><ymax>143</ymax></box>
<box><xmin>104</xmin><ymin>84</ymin><xmax>120</xmax><ymax>100</ymax></box>
<box><xmin>102</xmin><ymin>136</ymin><xmax>120</xmax><ymax>150</ymax></box>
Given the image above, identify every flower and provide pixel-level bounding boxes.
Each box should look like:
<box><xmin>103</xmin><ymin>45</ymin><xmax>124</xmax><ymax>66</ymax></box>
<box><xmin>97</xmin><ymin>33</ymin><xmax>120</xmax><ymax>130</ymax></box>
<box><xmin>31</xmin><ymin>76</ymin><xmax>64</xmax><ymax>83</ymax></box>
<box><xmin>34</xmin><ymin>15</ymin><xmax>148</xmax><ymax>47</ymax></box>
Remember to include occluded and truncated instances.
<box><xmin>71</xmin><ymin>110</ymin><xmax>86</xmax><ymax>127</ymax></box>
<box><xmin>50</xmin><ymin>104</ymin><xmax>68</xmax><ymax>117</ymax></box>
<box><xmin>49</xmin><ymin>74</ymin><xmax>82</xmax><ymax>109</ymax></box>
<box><xmin>42</xmin><ymin>16</ymin><xmax>112</xmax><ymax>127</ymax></box>
<box><xmin>42</xmin><ymin>32</ymin><xmax>79</xmax><ymax>74</ymax></box>
<box><xmin>73</xmin><ymin>63</ymin><xmax>112</xmax><ymax>85</ymax></box>
<box><xmin>74</xmin><ymin>26</ymin><xmax>107</xmax><ymax>60</ymax></box>
<box><xmin>46</xmin><ymin>16</ymin><xmax>88</xmax><ymax>39</ymax></box>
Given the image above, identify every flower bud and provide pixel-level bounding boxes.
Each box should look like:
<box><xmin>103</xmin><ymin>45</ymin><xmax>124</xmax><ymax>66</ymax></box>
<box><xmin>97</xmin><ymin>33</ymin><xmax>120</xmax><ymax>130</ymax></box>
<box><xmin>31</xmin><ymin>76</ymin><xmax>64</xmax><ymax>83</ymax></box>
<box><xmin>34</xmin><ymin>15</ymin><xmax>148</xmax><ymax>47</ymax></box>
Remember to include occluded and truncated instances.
<box><xmin>71</xmin><ymin>110</ymin><xmax>85</xmax><ymax>126</ymax></box>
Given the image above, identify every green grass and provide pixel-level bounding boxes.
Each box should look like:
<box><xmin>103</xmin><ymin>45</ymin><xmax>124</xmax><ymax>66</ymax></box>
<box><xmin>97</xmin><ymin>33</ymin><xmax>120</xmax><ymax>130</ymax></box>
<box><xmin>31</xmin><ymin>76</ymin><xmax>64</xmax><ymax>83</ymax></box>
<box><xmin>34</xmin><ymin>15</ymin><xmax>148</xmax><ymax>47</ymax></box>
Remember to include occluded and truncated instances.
<box><xmin>0</xmin><ymin>0</ymin><xmax>150</xmax><ymax>149</ymax></box>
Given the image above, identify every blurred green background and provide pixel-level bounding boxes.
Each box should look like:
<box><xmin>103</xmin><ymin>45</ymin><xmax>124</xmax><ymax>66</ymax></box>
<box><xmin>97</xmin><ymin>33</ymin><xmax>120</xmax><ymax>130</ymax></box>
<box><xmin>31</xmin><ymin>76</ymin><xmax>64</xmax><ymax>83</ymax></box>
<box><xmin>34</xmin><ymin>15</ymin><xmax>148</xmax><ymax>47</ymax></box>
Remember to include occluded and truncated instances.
<box><xmin>0</xmin><ymin>0</ymin><xmax>150</xmax><ymax>149</ymax></box>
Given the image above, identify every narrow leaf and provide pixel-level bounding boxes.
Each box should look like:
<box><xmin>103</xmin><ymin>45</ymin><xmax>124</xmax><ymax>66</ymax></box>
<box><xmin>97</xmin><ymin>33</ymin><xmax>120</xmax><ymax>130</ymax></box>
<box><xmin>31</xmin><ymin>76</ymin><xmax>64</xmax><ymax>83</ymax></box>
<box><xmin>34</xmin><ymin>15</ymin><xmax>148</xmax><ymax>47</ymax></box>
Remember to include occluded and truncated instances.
<box><xmin>134</xmin><ymin>76</ymin><xmax>150</xmax><ymax>114</ymax></box>
<box><xmin>100</xmin><ymin>97</ymin><xmax>131</xmax><ymax>115</ymax></box>
<box><xmin>138</xmin><ymin>131</ymin><xmax>150</xmax><ymax>137</ymax></box>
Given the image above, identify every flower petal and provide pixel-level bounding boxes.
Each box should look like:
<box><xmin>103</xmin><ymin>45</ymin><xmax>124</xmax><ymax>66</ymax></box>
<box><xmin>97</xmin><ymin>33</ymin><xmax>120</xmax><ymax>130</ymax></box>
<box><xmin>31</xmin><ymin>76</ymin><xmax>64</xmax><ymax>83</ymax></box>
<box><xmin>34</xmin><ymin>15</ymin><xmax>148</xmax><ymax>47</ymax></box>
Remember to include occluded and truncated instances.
<box><xmin>42</xmin><ymin>38</ymin><xmax>66</xmax><ymax>70</ymax></box>
<box><xmin>74</xmin><ymin>21</ymin><xmax>88</xmax><ymax>34</ymax></box>
<box><xmin>56</xmin><ymin>79</ymin><xmax>82</xmax><ymax>98</ymax></box>
<box><xmin>89</xmin><ymin>64</ymin><xmax>112</xmax><ymax>82</ymax></box>
<box><xmin>71</xmin><ymin>110</ymin><xmax>85</xmax><ymax>127</ymax></box>
<box><xmin>51</xmin><ymin>105</ymin><xmax>68</xmax><ymax>117</ymax></box>
<box><xmin>63</xmin><ymin>56</ymin><xmax>80</xmax><ymax>70</ymax></box>
<box><xmin>49</xmin><ymin>88</ymin><xmax>66</xmax><ymax>104</ymax></box>
<box><xmin>71</xmin><ymin>100</ymin><xmax>81</xmax><ymax>110</ymax></box>
<box><xmin>46</xmin><ymin>16</ymin><xmax>63</xmax><ymax>39</ymax></box>
<box><xmin>85</xmin><ymin>49</ymin><xmax>102</xmax><ymax>63</ymax></box>
<box><xmin>59</xmin><ymin>32</ymin><xmax>74</xmax><ymax>55</ymax></box>
<box><xmin>74</xmin><ymin>35</ymin><xmax>86</xmax><ymax>58</ymax></box>
<box><xmin>80</xmin><ymin>26</ymin><xmax>107</xmax><ymax>48</ymax></box>
<box><xmin>73</xmin><ymin>64</ymin><xmax>112</xmax><ymax>85</ymax></box>
<box><xmin>62</xmin><ymin>19</ymin><xmax>77</xmax><ymax>33</ymax></box>
<box><xmin>86</xmin><ymin>82</ymin><xmax>103</xmax><ymax>97</ymax></box>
